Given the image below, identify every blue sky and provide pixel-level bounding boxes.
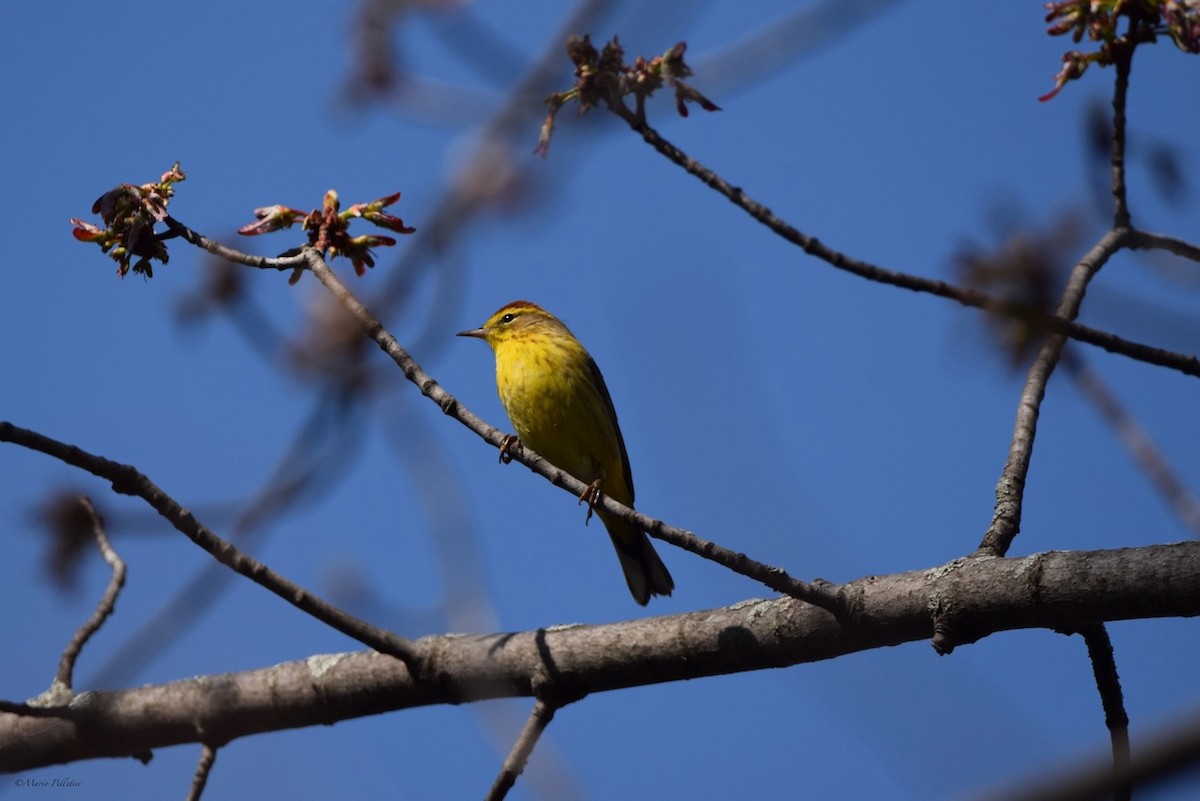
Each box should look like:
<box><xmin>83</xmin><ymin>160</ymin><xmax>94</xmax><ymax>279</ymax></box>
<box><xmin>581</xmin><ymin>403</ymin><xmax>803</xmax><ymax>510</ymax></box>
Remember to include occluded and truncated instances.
<box><xmin>3</xmin><ymin>2</ymin><xmax>1200</xmax><ymax>799</ymax></box>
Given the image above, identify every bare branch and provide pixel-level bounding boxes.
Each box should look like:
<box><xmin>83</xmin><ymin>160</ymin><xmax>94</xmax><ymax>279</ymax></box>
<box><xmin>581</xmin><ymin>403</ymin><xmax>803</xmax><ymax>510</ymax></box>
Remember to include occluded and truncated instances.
<box><xmin>0</xmin><ymin>421</ymin><xmax>422</xmax><ymax>670</ymax></box>
<box><xmin>1127</xmin><ymin>228</ymin><xmax>1200</xmax><ymax>264</ymax></box>
<box><xmin>1077</xmin><ymin>624</ymin><xmax>1131</xmax><ymax>801</ymax></box>
<box><xmin>976</xmin><ymin>229</ymin><xmax>1125</xmax><ymax>557</ymax></box>
<box><xmin>3</xmin><ymin>542</ymin><xmax>1197</xmax><ymax>772</ymax></box>
<box><xmin>53</xmin><ymin>497</ymin><xmax>126</xmax><ymax>694</ymax></box>
<box><xmin>185</xmin><ymin>743</ymin><xmax>218</xmax><ymax>801</ymax></box>
<box><xmin>162</xmin><ymin>216</ymin><xmax>304</xmax><ymax>272</ymax></box>
<box><xmin>604</xmin><ymin>105</ymin><xmax>1200</xmax><ymax>380</ymax></box>
<box><xmin>1109</xmin><ymin>31</ymin><xmax>1133</xmax><ymax>228</ymax></box>
<box><xmin>487</xmin><ymin>699</ymin><xmax>559</xmax><ymax>801</ymax></box>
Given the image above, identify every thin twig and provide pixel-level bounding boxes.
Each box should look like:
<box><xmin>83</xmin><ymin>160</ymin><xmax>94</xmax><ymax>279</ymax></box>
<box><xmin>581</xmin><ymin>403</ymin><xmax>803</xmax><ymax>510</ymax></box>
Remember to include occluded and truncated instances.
<box><xmin>1127</xmin><ymin>227</ymin><xmax>1200</xmax><ymax>263</ymax></box>
<box><xmin>0</xmin><ymin>421</ymin><xmax>423</xmax><ymax>670</ymax></box>
<box><xmin>486</xmin><ymin>699</ymin><xmax>558</xmax><ymax>801</ymax></box>
<box><xmin>1110</xmin><ymin>32</ymin><xmax>1133</xmax><ymax>229</ymax></box>
<box><xmin>1064</xmin><ymin>350</ymin><xmax>1200</xmax><ymax>536</ymax></box>
<box><xmin>606</xmin><ymin>104</ymin><xmax>1200</xmax><ymax>380</ymax></box>
<box><xmin>977</xmin><ymin>230</ymin><xmax>1125</xmax><ymax>556</ymax></box>
<box><xmin>972</xmin><ymin>28</ymin><xmax>1152</xmax><ymax>557</ymax></box>
<box><xmin>1077</xmin><ymin>623</ymin><xmax>1132</xmax><ymax>801</ymax></box>
<box><xmin>163</xmin><ymin>217</ymin><xmax>304</xmax><ymax>272</ymax></box>
<box><xmin>185</xmin><ymin>743</ymin><xmax>219</xmax><ymax>801</ymax></box>
<box><xmin>53</xmin><ymin>496</ymin><xmax>125</xmax><ymax>692</ymax></box>
<box><xmin>299</xmin><ymin>248</ymin><xmax>847</xmax><ymax>615</ymax></box>
<box><xmin>976</xmin><ymin>23</ymin><xmax>1153</xmax><ymax>558</ymax></box>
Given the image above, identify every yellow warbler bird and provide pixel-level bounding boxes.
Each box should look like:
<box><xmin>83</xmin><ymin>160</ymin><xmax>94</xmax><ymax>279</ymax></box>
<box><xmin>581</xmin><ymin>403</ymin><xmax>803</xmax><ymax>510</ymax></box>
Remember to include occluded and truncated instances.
<box><xmin>457</xmin><ymin>300</ymin><xmax>674</xmax><ymax>605</ymax></box>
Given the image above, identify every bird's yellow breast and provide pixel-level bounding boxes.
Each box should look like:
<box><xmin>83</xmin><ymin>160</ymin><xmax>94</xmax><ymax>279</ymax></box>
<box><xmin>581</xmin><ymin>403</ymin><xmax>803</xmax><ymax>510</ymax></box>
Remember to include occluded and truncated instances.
<box><xmin>493</xmin><ymin>333</ymin><xmax>633</xmax><ymax>506</ymax></box>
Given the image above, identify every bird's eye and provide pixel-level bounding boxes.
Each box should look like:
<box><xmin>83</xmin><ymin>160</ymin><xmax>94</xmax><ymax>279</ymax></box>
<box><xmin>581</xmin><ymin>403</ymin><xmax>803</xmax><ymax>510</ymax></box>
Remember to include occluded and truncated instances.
<box><xmin>500</xmin><ymin>313</ymin><xmax>516</xmax><ymax>324</ymax></box>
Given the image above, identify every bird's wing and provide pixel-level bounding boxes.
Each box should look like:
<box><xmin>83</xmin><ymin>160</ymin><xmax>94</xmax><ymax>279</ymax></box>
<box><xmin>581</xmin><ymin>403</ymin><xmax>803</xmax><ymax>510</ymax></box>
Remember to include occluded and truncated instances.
<box><xmin>585</xmin><ymin>354</ymin><xmax>635</xmax><ymax>504</ymax></box>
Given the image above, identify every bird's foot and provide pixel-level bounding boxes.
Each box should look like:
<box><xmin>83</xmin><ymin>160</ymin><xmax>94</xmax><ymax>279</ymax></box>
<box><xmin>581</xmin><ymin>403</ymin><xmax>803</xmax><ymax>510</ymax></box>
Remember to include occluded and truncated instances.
<box><xmin>578</xmin><ymin>478</ymin><xmax>603</xmax><ymax>526</ymax></box>
<box><xmin>499</xmin><ymin>434</ymin><xmax>521</xmax><ymax>464</ymax></box>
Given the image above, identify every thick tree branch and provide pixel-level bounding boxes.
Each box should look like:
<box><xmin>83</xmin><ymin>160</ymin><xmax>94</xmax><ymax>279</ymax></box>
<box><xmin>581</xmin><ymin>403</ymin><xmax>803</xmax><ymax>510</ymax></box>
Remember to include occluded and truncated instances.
<box><xmin>3</xmin><ymin>542</ymin><xmax>1197</xmax><ymax>772</ymax></box>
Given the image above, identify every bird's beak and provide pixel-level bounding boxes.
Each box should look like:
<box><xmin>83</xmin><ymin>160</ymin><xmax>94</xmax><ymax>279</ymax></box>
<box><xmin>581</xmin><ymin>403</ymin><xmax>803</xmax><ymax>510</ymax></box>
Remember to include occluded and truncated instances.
<box><xmin>456</xmin><ymin>327</ymin><xmax>487</xmax><ymax>339</ymax></box>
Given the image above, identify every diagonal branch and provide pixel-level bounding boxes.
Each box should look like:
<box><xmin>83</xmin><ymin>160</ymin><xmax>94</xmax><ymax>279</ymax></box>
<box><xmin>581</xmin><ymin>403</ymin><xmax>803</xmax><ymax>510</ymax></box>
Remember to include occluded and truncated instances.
<box><xmin>1127</xmin><ymin>228</ymin><xmax>1200</xmax><ymax>263</ymax></box>
<box><xmin>1077</xmin><ymin>623</ymin><xmax>1131</xmax><ymax>801</ymax></box>
<box><xmin>298</xmin><ymin>247</ymin><xmax>847</xmax><ymax>616</ymax></box>
<box><xmin>486</xmin><ymin>699</ymin><xmax>560</xmax><ymax>801</ymax></box>
<box><xmin>0</xmin><ymin>421</ymin><xmax>422</xmax><ymax>671</ymax></box>
<box><xmin>186</xmin><ymin>743</ymin><xmax>218</xmax><ymax>801</ymax></box>
<box><xmin>606</xmin><ymin>104</ymin><xmax>1200</xmax><ymax>380</ymax></box>
<box><xmin>977</xmin><ymin>230</ymin><xmax>1125</xmax><ymax>557</ymax></box>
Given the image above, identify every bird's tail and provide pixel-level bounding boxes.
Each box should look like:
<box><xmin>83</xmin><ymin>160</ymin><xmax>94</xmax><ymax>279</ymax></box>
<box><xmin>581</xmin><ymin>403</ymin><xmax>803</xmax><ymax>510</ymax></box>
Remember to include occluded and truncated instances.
<box><xmin>601</xmin><ymin>512</ymin><xmax>674</xmax><ymax>605</ymax></box>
